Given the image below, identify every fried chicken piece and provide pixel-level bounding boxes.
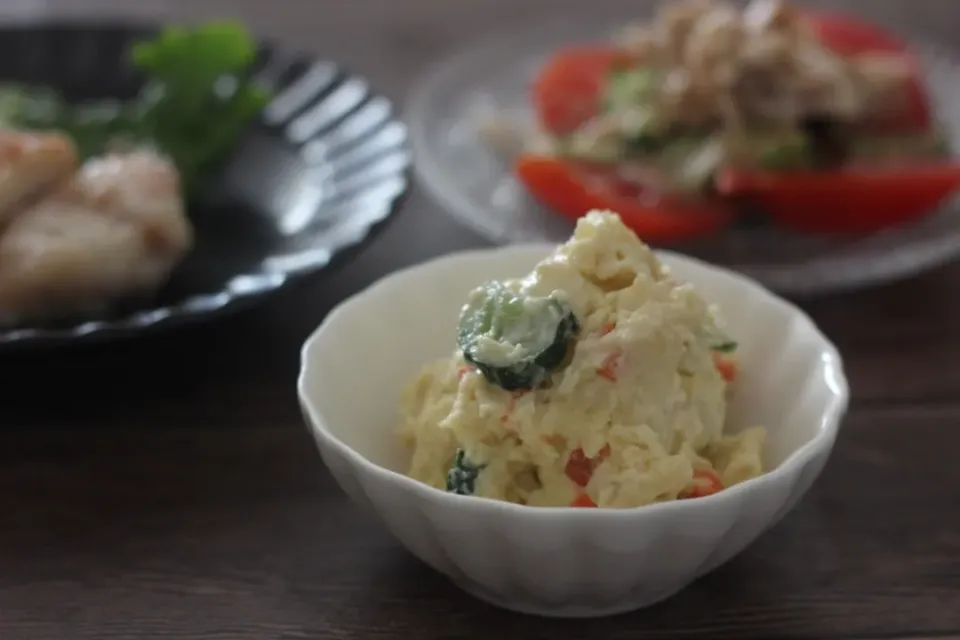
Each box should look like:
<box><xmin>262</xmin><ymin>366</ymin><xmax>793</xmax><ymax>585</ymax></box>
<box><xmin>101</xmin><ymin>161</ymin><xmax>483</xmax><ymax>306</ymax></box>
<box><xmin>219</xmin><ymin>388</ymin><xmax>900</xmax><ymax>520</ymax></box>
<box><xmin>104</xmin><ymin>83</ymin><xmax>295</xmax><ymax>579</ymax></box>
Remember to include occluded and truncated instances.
<box><xmin>0</xmin><ymin>150</ymin><xmax>193</xmax><ymax>323</ymax></box>
<box><xmin>0</xmin><ymin>129</ymin><xmax>78</xmax><ymax>225</ymax></box>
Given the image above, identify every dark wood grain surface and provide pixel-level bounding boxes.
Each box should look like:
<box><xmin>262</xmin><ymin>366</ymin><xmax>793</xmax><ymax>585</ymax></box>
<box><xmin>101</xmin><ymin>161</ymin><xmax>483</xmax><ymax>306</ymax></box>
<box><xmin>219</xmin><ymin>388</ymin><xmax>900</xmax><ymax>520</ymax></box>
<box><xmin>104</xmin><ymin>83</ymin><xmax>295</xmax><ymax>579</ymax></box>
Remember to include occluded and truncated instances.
<box><xmin>3</xmin><ymin>1</ymin><xmax>960</xmax><ymax>639</ymax></box>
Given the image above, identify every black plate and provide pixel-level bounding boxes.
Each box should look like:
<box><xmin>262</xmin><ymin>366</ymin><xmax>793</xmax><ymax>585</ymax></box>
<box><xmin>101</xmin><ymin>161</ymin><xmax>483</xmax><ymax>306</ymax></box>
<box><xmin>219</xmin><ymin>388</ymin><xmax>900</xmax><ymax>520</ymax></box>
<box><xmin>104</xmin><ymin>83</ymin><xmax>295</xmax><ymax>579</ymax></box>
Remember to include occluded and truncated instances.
<box><xmin>0</xmin><ymin>22</ymin><xmax>411</xmax><ymax>348</ymax></box>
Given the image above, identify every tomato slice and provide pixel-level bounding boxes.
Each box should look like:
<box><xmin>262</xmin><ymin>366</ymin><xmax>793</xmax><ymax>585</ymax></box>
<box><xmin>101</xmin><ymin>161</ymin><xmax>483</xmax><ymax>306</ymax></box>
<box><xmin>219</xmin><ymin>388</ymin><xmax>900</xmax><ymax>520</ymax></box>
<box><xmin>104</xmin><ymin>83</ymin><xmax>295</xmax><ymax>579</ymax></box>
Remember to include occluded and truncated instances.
<box><xmin>533</xmin><ymin>47</ymin><xmax>628</xmax><ymax>135</ymax></box>
<box><xmin>717</xmin><ymin>163</ymin><xmax>960</xmax><ymax>234</ymax></box>
<box><xmin>805</xmin><ymin>12</ymin><xmax>931</xmax><ymax>131</ymax></box>
<box><xmin>805</xmin><ymin>11</ymin><xmax>907</xmax><ymax>55</ymax></box>
<box><xmin>515</xmin><ymin>154</ymin><xmax>733</xmax><ymax>243</ymax></box>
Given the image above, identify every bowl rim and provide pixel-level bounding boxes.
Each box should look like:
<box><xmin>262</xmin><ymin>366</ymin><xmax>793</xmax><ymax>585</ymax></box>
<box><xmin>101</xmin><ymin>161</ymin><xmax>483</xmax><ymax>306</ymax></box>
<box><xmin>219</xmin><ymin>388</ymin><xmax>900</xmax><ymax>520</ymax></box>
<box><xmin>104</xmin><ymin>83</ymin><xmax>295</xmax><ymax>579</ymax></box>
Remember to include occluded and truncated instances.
<box><xmin>298</xmin><ymin>244</ymin><xmax>851</xmax><ymax>520</ymax></box>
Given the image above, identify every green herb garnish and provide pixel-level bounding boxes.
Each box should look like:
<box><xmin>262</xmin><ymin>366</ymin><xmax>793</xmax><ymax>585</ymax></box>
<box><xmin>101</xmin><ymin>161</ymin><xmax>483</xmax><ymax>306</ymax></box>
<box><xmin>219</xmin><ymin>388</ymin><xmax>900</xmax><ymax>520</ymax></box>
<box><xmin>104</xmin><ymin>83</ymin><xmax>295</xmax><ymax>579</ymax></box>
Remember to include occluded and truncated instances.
<box><xmin>130</xmin><ymin>21</ymin><xmax>270</xmax><ymax>196</ymax></box>
<box><xmin>711</xmin><ymin>340</ymin><xmax>738</xmax><ymax>353</ymax></box>
<box><xmin>446</xmin><ymin>449</ymin><xmax>485</xmax><ymax>496</ymax></box>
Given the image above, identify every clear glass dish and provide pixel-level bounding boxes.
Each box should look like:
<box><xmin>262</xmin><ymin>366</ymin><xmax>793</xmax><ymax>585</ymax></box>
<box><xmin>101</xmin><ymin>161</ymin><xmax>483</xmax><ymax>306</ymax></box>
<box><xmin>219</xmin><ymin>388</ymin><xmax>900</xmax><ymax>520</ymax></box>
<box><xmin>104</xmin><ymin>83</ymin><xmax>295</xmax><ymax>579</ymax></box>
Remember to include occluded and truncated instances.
<box><xmin>406</xmin><ymin>6</ymin><xmax>960</xmax><ymax>295</ymax></box>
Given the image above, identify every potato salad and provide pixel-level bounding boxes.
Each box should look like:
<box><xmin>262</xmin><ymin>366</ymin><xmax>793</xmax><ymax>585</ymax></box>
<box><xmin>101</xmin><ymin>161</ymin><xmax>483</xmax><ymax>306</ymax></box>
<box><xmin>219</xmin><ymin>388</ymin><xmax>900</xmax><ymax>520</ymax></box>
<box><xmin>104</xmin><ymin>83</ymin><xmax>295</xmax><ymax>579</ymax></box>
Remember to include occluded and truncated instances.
<box><xmin>397</xmin><ymin>210</ymin><xmax>765</xmax><ymax>508</ymax></box>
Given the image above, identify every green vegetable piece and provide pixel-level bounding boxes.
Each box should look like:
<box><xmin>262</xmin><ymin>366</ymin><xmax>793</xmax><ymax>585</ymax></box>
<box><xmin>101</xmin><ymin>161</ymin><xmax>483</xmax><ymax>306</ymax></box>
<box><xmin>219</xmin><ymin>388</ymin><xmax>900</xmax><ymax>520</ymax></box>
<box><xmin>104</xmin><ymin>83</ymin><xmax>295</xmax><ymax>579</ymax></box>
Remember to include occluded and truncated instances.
<box><xmin>557</xmin><ymin>126</ymin><xmax>628</xmax><ymax>164</ymax></box>
<box><xmin>457</xmin><ymin>281</ymin><xmax>580</xmax><ymax>391</ymax></box>
<box><xmin>0</xmin><ymin>85</ymin><xmax>138</xmax><ymax>158</ymax></box>
<box><xmin>604</xmin><ymin>68</ymin><xmax>658</xmax><ymax>112</ymax></box>
<box><xmin>704</xmin><ymin>321</ymin><xmax>737</xmax><ymax>353</ymax></box>
<box><xmin>711</xmin><ymin>340</ymin><xmax>738</xmax><ymax>353</ymax></box>
<box><xmin>0</xmin><ymin>83</ymin><xmax>144</xmax><ymax>157</ymax></box>
<box><xmin>604</xmin><ymin>68</ymin><xmax>668</xmax><ymax>153</ymax></box>
<box><xmin>665</xmin><ymin>136</ymin><xmax>726</xmax><ymax>193</ymax></box>
<box><xmin>65</xmin><ymin>100</ymin><xmax>143</xmax><ymax>159</ymax></box>
<box><xmin>129</xmin><ymin>21</ymin><xmax>271</xmax><ymax>197</ymax></box>
<box><xmin>131</xmin><ymin>22</ymin><xmax>259</xmax><ymax>99</ymax></box>
<box><xmin>727</xmin><ymin>129</ymin><xmax>815</xmax><ymax>172</ymax></box>
<box><xmin>756</xmin><ymin>132</ymin><xmax>814</xmax><ymax>171</ymax></box>
<box><xmin>0</xmin><ymin>84</ymin><xmax>64</xmax><ymax>129</ymax></box>
<box><xmin>557</xmin><ymin>108</ymin><xmax>665</xmax><ymax>164</ymax></box>
<box><xmin>622</xmin><ymin>108</ymin><xmax>667</xmax><ymax>154</ymax></box>
<box><xmin>446</xmin><ymin>449</ymin><xmax>484</xmax><ymax>496</ymax></box>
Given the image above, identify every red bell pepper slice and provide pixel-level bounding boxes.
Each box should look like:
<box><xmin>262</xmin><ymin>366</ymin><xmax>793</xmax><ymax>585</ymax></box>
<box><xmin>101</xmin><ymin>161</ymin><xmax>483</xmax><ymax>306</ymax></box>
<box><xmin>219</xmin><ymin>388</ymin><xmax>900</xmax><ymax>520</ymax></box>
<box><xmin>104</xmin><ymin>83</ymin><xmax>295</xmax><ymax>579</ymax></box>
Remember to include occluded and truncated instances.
<box><xmin>515</xmin><ymin>154</ymin><xmax>734</xmax><ymax>243</ymax></box>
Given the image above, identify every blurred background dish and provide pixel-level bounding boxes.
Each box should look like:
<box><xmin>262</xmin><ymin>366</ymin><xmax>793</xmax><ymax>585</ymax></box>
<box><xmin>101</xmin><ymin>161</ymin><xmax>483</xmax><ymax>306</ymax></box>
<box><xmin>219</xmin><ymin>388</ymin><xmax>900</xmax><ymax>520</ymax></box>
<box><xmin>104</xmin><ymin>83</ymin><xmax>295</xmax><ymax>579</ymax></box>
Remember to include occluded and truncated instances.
<box><xmin>0</xmin><ymin>21</ymin><xmax>410</xmax><ymax>347</ymax></box>
<box><xmin>407</xmin><ymin>4</ymin><xmax>960</xmax><ymax>295</ymax></box>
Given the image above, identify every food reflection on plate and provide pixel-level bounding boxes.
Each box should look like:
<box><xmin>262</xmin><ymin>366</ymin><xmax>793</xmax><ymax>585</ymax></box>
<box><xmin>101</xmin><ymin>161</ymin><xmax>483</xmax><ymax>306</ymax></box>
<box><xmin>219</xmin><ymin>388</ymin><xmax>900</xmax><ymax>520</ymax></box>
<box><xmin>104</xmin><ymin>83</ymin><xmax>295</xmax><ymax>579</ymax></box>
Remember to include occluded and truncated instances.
<box><xmin>482</xmin><ymin>0</ymin><xmax>960</xmax><ymax>243</ymax></box>
<box><xmin>0</xmin><ymin>22</ymin><xmax>269</xmax><ymax>326</ymax></box>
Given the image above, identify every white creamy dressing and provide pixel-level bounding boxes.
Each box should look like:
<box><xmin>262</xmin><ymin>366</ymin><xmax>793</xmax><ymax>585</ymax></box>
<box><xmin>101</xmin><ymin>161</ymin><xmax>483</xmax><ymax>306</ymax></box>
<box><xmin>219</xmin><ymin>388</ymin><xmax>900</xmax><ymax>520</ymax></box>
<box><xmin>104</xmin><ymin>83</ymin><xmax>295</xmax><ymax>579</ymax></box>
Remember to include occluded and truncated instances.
<box><xmin>467</xmin><ymin>281</ymin><xmax>571</xmax><ymax>368</ymax></box>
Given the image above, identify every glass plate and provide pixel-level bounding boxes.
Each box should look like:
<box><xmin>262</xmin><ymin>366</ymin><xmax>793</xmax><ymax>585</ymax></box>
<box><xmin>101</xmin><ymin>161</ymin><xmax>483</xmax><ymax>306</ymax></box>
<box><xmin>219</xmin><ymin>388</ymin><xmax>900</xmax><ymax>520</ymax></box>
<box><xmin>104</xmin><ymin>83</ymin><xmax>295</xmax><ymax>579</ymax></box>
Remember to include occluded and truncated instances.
<box><xmin>406</xmin><ymin>7</ymin><xmax>960</xmax><ymax>295</ymax></box>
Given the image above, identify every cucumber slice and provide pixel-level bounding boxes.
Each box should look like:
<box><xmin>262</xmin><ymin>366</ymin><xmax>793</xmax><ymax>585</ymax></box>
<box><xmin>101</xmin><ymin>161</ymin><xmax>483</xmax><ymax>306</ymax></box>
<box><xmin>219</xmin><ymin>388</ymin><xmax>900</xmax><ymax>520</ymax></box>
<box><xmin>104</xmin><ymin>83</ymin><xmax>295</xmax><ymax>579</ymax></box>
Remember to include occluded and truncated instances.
<box><xmin>457</xmin><ymin>281</ymin><xmax>580</xmax><ymax>391</ymax></box>
<box><xmin>604</xmin><ymin>68</ymin><xmax>658</xmax><ymax>112</ymax></box>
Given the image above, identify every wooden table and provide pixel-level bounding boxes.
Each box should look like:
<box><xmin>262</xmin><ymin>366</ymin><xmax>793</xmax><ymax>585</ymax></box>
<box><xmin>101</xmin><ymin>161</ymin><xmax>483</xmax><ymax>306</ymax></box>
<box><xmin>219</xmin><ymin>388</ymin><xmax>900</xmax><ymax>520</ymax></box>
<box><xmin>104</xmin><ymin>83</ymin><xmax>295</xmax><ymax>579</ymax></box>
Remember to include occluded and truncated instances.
<box><xmin>2</xmin><ymin>1</ymin><xmax>960</xmax><ymax>638</ymax></box>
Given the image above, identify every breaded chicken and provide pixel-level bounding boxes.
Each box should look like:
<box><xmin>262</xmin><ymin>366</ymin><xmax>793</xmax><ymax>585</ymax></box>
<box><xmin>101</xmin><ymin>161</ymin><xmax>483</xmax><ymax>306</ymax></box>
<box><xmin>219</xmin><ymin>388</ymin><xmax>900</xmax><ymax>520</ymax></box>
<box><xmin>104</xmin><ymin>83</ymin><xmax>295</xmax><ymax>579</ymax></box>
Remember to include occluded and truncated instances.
<box><xmin>0</xmin><ymin>150</ymin><xmax>194</xmax><ymax>323</ymax></box>
<box><xmin>0</xmin><ymin>129</ymin><xmax>78</xmax><ymax>225</ymax></box>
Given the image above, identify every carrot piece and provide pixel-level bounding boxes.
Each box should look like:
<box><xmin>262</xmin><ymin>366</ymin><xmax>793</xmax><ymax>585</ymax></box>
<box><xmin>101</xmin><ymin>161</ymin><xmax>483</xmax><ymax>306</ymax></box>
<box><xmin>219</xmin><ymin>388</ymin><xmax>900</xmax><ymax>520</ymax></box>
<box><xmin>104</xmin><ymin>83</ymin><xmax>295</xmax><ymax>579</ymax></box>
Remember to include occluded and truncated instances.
<box><xmin>565</xmin><ymin>448</ymin><xmax>593</xmax><ymax>487</ymax></box>
<box><xmin>681</xmin><ymin>469</ymin><xmax>724</xmax><ymax>499</ymax></box>
<box><xmin>571</xmin><ymin>493</ymin><xmax>598</xmax><ymax>508</ymax></box>
<box><xmin>597</xmin><ymin>350</ymin><xmax>623</xmax><ymax>381</ymax></box>
<box><xmin>499</xmin><ymin>390</ymin><xmax>527</xmax><ymax>425</ymax></box>
<box><xmin>564</xmin><ymin>444</ymin><xmax>611</xmax><ymax>487</ymax></box>
<box><xmin>713</xmin><ymin>352</ymin><xmax>737</xmax><ymax>383</ymax></box>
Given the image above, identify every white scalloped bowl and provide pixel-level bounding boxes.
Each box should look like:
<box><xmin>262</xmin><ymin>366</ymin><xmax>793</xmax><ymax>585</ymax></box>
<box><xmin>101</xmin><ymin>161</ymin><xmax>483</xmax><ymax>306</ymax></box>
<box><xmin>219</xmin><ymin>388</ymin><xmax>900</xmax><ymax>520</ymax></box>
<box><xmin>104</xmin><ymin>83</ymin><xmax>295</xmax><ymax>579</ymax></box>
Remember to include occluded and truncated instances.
<box><xmin>297</xmin><ymin>245</ymin><xmax>849</xmax><ymax>618</ymax></box>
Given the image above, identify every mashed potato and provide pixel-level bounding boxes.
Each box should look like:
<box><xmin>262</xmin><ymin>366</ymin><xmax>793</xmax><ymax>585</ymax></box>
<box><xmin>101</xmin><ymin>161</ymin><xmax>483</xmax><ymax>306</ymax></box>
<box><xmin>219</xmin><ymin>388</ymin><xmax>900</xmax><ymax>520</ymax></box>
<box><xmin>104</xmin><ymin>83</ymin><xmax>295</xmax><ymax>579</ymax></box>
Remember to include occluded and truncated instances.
<box><xmin>397</xmin><ymin>210</ymin><xmax>765</xmax><ymax>508</ymax></box>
